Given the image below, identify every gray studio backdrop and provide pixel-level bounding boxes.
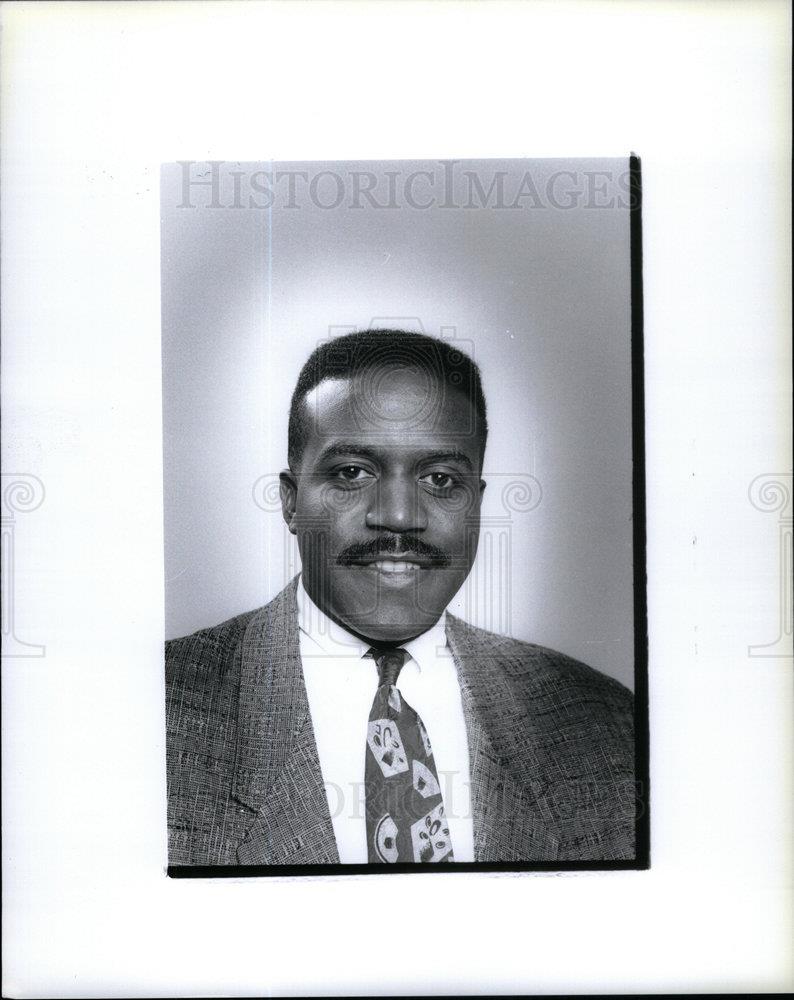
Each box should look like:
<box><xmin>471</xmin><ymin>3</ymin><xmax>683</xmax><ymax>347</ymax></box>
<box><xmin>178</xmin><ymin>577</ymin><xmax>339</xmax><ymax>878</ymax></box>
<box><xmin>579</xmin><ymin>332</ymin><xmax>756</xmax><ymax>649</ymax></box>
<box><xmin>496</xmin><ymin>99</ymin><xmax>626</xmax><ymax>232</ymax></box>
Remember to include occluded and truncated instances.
<box><xmin>161</xmin><ymin>158</ymin><xmax>636</xmax><ymax>690</ymax></box>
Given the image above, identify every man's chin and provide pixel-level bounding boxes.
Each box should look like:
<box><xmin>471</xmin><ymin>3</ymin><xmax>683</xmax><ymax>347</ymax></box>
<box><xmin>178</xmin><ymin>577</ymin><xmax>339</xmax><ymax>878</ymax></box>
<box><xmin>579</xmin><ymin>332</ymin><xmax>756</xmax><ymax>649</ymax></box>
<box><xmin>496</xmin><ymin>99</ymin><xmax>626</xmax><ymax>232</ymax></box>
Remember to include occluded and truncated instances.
<box><xmin>346</xmin><ymin>617</ymin><xmax>438</xmax><ymax>646</ymax></box>
<box><xmin>331</xmin><ymin>595</ymin><xmax>443</xmax><ymax>644</ymax></box>
<box><xmin>321</xmin><ymin>566</ymin><xmax>451</xmax><ymax>644</ymax></box>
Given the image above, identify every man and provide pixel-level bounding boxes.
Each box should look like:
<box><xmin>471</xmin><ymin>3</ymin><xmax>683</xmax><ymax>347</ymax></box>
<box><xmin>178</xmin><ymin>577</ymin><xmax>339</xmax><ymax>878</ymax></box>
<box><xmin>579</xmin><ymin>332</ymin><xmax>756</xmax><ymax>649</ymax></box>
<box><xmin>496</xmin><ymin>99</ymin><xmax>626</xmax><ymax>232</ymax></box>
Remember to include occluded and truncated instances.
<box><xmin>166</xmin><ymin>329</ymin><xmax>636</xmax><ymax>866</ymax></box>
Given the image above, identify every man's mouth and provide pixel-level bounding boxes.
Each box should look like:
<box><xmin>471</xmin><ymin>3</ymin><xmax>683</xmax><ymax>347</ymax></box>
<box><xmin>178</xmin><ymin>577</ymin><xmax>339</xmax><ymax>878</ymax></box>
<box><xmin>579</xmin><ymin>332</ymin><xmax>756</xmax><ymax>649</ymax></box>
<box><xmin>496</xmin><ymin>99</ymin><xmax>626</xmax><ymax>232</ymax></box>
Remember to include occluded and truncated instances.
<box><xmin>353</xmin><ymin>557</ymin><xmax>427</xmax><ymax>573</ymax></box>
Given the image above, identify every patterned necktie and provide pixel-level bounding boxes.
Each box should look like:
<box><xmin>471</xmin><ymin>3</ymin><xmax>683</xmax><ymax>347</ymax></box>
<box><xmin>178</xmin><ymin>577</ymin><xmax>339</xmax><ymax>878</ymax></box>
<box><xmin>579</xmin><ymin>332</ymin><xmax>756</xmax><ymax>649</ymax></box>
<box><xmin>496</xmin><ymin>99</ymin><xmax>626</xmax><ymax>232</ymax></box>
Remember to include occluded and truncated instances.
<box><xmin>365</xmin><ymin>646</ymin><xmax>454</xmax><ymax>863</ymax></box>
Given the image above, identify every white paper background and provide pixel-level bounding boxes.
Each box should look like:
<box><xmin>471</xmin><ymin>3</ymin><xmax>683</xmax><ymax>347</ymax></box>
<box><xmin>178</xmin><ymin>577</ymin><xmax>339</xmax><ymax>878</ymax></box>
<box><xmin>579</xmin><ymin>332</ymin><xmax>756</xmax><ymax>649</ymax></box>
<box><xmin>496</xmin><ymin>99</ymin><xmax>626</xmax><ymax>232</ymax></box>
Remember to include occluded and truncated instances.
<box><xmin>1</xmin><ymin>1</ymin><xmax>791</xmax><ymax>996</ymax></box>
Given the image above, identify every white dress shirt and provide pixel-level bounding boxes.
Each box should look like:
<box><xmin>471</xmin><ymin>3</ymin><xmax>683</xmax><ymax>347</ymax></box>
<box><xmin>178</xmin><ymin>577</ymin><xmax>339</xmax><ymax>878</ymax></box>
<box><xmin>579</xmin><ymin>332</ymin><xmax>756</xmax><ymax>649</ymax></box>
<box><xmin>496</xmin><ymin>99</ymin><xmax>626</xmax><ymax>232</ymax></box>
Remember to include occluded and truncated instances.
<box><xmin>296</xmin><ymin>577</ymin><xmax>474</xmax><ymax>863</ymax></box>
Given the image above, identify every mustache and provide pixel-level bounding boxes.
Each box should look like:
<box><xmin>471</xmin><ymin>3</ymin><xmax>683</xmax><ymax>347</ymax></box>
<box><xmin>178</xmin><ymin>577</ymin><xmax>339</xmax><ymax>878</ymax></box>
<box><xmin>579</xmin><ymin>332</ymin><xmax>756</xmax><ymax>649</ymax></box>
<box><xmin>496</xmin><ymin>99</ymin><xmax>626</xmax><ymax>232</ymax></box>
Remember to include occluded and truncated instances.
<box><xmin>336</xmin><ymin>535</ymin><xmax>451</xmax><ymax>567</ymax></box>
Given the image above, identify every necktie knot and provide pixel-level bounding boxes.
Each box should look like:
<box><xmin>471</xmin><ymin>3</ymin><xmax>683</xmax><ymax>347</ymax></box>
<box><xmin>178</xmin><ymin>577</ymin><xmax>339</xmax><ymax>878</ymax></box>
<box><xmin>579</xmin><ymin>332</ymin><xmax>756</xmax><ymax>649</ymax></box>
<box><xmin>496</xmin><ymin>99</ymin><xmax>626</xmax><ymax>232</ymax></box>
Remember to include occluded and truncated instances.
<box><xmin>369</xmin><ymin>647</ymin><xmax>409</xmax><ymax>688</ymax></box>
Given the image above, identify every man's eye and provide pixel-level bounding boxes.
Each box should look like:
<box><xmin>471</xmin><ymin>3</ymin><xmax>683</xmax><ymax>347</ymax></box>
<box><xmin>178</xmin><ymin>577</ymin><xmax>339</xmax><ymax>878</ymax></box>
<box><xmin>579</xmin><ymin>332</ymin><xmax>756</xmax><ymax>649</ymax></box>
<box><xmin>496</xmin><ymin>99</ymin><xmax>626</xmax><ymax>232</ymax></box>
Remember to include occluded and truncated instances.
<box><xmin>335</xmin><ymin>465</ymin><xmax>373</xmax><ymax>483</ymax></box>
<box><xmin>420</xmin><ymin>472</ymin><xmax>456</xmax><ymax>490</ymax></box>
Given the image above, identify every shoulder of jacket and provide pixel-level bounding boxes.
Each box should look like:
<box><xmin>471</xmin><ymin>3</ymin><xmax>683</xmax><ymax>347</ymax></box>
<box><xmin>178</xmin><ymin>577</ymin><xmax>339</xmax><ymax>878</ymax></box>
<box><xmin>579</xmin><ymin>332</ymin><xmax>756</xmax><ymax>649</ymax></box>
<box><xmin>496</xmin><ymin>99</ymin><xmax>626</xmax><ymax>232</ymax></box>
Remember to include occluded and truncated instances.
<box><xmin>165</xmin><ymin>607</ymin><xmax>260</xmax><ymax>688</ymax></box>
<box><xmin>447</xmin><ymin>614</ymin><xmax>634</xmax><ymax>710</ymax></box>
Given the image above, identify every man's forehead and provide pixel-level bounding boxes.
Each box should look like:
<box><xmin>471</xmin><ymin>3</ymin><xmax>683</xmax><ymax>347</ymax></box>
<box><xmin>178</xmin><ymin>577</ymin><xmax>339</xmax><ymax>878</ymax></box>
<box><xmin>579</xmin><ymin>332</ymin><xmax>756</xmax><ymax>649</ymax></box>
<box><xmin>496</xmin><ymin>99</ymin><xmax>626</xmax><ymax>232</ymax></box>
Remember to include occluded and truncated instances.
<box><xmin>304</xmin><ymin>373</ymin><xmax>478</xmax><ymax>437</ymax></box>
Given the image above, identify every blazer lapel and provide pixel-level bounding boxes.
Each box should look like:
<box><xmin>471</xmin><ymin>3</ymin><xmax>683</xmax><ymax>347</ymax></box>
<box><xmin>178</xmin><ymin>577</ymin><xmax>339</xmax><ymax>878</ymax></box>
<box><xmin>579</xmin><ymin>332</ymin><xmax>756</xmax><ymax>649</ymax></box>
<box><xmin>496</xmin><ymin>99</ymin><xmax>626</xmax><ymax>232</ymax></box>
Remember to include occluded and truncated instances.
<box><xmin>446</xmin><ymin>615</ymin><xmax>559</xmax><ymax>862</ymax></box>
<box><xmin>232</xmin><ymin>578</ymin><xmax>339</xmax><ymax>865</ymax></box>
<box><xmin>228</xmin><ymin>581</ymin><xmax>557</xmax><ymax>865</ymax></box>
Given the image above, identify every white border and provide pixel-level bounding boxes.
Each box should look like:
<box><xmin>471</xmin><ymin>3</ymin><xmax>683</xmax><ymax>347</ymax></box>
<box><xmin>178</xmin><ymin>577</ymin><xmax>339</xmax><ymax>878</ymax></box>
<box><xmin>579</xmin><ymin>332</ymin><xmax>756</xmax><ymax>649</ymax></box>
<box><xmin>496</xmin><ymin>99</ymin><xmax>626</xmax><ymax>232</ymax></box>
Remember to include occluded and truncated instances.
<box><xmin>2</xmin><ymin>1</ymin><xmax>791</xmax><ymax>996</ymax></box>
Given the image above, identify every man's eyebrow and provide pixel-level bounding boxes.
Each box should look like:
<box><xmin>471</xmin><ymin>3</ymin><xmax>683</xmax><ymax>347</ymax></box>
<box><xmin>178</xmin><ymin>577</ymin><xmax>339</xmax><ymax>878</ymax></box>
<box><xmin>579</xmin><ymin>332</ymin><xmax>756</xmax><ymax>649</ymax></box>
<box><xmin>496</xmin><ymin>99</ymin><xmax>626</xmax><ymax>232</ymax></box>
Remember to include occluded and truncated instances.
<box><xmin>421</xmin><ymin>450</ymin><xmax>474</xmax><ymax>471</ymax></box>
<box><xmin>316</xmin><ymin>443</ymin><xmax>474</xmax><ymax>471</ymax></box>
<box><xmin>316</xmin><ymin>443</ymin><xmax>384</xmax><ymax>463</ymax></box>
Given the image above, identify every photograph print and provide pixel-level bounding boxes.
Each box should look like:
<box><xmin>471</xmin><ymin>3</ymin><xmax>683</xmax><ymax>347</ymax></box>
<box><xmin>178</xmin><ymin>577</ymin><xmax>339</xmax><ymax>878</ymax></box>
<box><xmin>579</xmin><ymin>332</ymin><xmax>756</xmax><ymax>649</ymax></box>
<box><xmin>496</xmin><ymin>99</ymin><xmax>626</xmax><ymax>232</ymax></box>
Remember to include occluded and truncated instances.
<box><xmin>162</xmin><ymin>157</ymin><xmax>647</xmax><ymax>873</ymax></box>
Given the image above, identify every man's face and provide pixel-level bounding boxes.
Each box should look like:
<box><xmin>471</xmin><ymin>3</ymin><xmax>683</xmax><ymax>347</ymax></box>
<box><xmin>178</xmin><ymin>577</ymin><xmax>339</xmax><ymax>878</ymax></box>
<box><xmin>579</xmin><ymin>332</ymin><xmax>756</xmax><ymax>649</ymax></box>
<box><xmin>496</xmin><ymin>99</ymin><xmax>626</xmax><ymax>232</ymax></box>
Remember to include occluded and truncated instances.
<box><xmin>280</xmin><ymin>366</ymin><xmax>486</xmax><ymax>644</ymax></box>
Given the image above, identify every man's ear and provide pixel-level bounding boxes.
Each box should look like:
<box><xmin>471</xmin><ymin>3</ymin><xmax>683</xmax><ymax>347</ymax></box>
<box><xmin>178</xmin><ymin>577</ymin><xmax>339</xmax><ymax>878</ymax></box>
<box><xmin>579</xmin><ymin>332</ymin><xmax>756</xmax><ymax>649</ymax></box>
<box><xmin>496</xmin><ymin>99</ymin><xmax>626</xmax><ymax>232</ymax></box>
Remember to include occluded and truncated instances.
<box><xmin>279</xmin><ymin>468</ymin><xmax>298</xmax><ymax>535</ymax></box>
<box><xmin>479</xmin><ymin>477</ymin><xmax>487</xmax><ymax>499</ymax></box>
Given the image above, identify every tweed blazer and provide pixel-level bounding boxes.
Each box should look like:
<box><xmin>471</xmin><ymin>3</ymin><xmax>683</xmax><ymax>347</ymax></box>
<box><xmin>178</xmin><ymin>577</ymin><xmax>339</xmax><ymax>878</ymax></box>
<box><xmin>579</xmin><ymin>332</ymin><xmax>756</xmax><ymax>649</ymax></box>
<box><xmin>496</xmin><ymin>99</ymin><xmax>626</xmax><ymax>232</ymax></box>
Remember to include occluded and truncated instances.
<box><xmin>166</xmin><ymin>577</ymin><xmax>636</xmax><ymax>865</ymax></box>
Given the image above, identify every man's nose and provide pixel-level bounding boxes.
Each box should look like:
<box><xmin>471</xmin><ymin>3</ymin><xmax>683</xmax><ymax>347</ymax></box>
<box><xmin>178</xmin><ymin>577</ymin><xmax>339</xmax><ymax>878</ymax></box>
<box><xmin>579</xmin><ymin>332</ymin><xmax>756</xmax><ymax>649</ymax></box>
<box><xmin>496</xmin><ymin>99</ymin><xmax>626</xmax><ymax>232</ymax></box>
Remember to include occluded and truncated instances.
<box><xmin>365</xmin><ymin>477</ymin><xmax>428</xmax><ymax>533</ymax></box>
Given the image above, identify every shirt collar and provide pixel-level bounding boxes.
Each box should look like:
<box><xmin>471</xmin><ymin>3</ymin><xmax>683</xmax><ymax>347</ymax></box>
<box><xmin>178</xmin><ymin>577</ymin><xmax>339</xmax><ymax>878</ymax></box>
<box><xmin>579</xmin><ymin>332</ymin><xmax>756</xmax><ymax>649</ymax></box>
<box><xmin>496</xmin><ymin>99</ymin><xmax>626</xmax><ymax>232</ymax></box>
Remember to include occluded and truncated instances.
<box><xmin>296</xmin><ymin>575</ymin><xmax>447</xmax><ymax>672</ymax></box>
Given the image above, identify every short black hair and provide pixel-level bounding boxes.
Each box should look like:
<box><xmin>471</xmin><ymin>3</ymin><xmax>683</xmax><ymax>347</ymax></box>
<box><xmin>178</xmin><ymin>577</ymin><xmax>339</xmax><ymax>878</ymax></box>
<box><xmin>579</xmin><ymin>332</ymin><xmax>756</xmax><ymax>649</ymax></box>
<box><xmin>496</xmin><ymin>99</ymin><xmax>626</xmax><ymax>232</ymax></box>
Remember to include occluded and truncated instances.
<box><xmin>287</xmin><ymin>328</ymin><xmax>488</xmax><ymax>470</ymax></box>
